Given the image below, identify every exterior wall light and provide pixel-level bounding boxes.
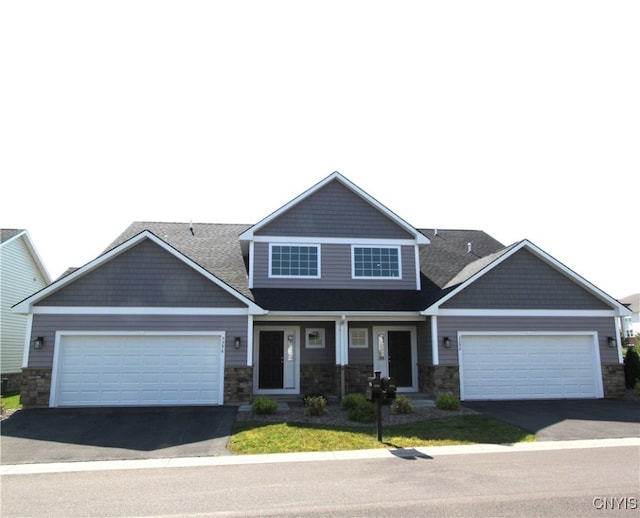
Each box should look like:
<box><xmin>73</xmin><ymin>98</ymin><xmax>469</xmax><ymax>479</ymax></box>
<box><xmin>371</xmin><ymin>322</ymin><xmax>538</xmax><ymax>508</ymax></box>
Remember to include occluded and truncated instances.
<box><xmin>607</xmin><ymin>336</ymin><xmax>617</xmax><ymax>348</ymax></box>
<box><xmin>34</xmin><ymin>337</ymin><xmax>44</xmax><ymax>349</ymax></box>
<box><xmin>234</xmin><ymin>337</ymin><xmax>241</xmax><ymax>349</ymax></box>
<box><xmin>443</xmin><ymin>337</ymin><xmax>451</xmax><ymax>348</ymax></box>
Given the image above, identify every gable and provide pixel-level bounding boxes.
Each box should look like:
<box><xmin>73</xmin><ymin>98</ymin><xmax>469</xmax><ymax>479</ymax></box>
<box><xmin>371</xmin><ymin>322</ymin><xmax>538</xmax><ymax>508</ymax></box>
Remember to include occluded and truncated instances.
<box><xmin>36</xmin><ymin>239</ymin><xmax>247</xmax><ymax>308</ymax></box>
<box><xmin>257</xmin><ymin>178</ymin><xmax>413</xmax><ymax>239</ymax></box>
<box><xmin>442</xmin><ymin>248</ymin><xmax>611</xmax><ymax>310</ymax></box>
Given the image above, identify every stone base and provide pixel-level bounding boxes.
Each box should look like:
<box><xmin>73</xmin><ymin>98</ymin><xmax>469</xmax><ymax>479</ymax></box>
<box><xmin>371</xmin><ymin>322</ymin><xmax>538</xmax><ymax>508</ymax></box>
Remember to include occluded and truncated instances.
<box><xmin>419</xmin><ymin>365</ymin><xmax>460</xmax><ymax>398</ymax></box>
<box><xmin>224</xmin><ymin>366</ymin><xmax>253</xmax><ymax>405</ymax></box>
<box><xmin>602</xmin><ymin>364</ymin><xmax>625</xmax><ymax>398</ymax></box>
<box><xmin>20</xmin><ymin>368</ymin><xmax>52</xmax><ymax>408</ymax></box>
<box><xmin>344</xmin><ymin>363</ymin><xmax>374</xmax><ymax>395</ymax></box>
<box><xmin>300</xmin><ymin>364</ymin><xmax>339</xmax><ymax>397</ymax></box>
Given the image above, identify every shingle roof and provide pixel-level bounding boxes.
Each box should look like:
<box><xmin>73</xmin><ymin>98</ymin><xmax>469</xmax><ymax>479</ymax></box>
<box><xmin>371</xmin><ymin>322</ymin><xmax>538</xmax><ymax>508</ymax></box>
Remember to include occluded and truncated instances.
<box><xmin>0</xmin><ymin>229</ymin><xmax>25</xmax><ymax>244</ymax></box>
<box><xmin>107</xmin><ymin>222</ymin><xmax>509</xmax><ymax>311</ymax></box>
<box><xmin>417</xmin><ymin>229</ymin><xmax>507</xmax><ymax>288</ymax></box>
<box><xmin>107</xmin><ymin>222</ymin><xmax>253</xmax><ymax>299</ymax></box>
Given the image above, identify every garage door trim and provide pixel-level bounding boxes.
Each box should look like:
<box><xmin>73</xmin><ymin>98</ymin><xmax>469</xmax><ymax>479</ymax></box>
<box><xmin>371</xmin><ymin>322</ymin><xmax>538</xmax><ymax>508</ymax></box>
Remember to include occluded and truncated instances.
<box><xmin>457</xmin><ymin>331</ymin><xmax>603</xmax><ymax>401</ymax></box>
<box><xmin>50</xmin><ymin>330</ymin><xmax>226</xmax><ymax>407</ymax></box>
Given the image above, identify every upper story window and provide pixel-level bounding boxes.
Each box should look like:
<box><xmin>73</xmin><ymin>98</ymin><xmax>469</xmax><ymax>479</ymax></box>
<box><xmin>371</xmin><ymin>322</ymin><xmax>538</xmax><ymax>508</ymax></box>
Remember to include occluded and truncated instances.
<box><xmin>269</xmin><ymin>244</ymin><xmax>320</xmax><ymax>278</ymax></box>
<box><xmin>352</xmin><ymin>246</ymin><xmax>401</xmax><ymax>279</ymax></box>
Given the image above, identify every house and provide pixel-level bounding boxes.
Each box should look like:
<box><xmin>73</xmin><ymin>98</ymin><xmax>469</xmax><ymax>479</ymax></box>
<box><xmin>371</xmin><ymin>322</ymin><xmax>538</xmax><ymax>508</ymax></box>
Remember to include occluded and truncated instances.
<box><xmin>1</xmin><ymin>229</ymin><xmax>51</xmax><ymax>392</ymax></box>
<box><xmin>619</xmin><ymin>293</ymin><xmax>640</xmax><ymax>345</ymax></box>
<box><xmin>12</xmin><ymin>173</ymin><xmax>631</xmax><ymax>407</ymax></box>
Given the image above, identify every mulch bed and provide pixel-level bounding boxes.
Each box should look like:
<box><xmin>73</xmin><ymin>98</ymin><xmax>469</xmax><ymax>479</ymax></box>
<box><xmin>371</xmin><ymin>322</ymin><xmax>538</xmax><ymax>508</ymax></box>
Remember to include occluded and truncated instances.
<box><xmin>235</xmin><ymin>401</ymin><xmax>479</xmax><ymax>427</ymax></box>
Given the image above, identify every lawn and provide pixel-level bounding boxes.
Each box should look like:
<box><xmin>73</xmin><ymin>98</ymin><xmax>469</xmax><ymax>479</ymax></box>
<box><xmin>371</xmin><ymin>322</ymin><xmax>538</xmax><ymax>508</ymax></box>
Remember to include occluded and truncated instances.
<box><xmin>229</xmin><ymin>414</ymin><xmax>535</xmax><ymax>455</ymax></box>
<box><xmin>1</xmin><ymin>392</ymin><xmax>21</xmax><ymax>412</ymax></box>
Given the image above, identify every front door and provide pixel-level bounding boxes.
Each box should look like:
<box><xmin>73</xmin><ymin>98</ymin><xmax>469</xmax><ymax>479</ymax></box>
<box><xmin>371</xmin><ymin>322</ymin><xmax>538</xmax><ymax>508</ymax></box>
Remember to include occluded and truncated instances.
<box><xmin>258</xmin><ymin>330</ymin><xmax>284</xmax><ymax>389</ymax></box>
<box><xmin>255</xmin><ymin>327</ymin><xmax>299</xmax><ymax>394</ymax></box>
<box><xmin>373</xmin><ymin>326</ymin><xmax>417</xmax><ymax>391</ymax></box>
<box><xmin>388</xmin><ymin>330</ymin><xmax>413</xmax><ymax>387</ymax></box>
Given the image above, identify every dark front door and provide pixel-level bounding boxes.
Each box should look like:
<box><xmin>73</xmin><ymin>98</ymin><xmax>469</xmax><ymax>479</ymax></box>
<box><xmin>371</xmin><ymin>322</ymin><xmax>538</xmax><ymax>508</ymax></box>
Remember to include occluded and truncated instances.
<box><xmin>258</xmin><ymin>330</ymin><xmax>284</xmax><ymax>389</ymax></box>
<box><xmin>388</xmin><ymin>330</ymin><xmax>412</xmax><ymax>387</ymax></box>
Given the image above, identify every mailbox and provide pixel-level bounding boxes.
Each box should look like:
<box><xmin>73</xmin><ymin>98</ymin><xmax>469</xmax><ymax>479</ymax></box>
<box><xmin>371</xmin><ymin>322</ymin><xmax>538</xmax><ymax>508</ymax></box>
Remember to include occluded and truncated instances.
<box><xmin>366</xmin><ymin>374</ymin><xmax>383</xmax><ymax>401</ymax></box>
<box><xmin>381</xmin><ymin>376</ymin><xmax>397</xmax><ymax>400</ymax></box>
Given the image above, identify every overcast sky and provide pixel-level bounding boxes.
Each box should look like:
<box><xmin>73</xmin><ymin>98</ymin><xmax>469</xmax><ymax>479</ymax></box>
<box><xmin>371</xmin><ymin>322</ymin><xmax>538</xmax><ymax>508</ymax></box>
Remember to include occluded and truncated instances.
<box><xmin>1</xmin><ymin>1</ymin><xmax>638</xmax><ymax>298</ymax></box>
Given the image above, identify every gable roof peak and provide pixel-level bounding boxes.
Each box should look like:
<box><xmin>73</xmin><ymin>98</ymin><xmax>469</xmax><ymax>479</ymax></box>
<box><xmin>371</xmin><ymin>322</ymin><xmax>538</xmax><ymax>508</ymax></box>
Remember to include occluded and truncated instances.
<box><xmin>239</xmin><ymin>172</ymin><xmax>429</xmax><ymax>244</ymax></box>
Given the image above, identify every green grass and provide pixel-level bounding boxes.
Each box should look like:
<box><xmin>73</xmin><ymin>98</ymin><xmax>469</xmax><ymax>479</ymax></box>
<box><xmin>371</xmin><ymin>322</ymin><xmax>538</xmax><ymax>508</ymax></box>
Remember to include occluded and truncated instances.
<box><xmin>229</xmin><ymin>415</ymin><xmax>535</xmax><ymax>455</ymax></box>
<box><xmin>1</xmin><ymin>392</ymin><xmax>21</xmax><ymax>411</ymax></box>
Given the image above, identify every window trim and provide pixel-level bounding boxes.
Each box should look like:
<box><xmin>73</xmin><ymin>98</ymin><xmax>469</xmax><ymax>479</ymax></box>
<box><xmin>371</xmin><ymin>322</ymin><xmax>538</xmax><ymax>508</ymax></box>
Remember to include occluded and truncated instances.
<box><xmin>269</xmin><ymin>243</ymin><xmax>321</xmax><ymax>279</ymax></box>
<box><xmin>351</xmin><ymin>245</ymin><xmax>402</xmax><ymax>280</ymax></box>
<box><xmin>349</xmin><ymin>328</ymin><xmax>368</xmax><ymax>349</ymax></box>
<box><xmin>305</xmin><ymin>328</ymin><xmax>325</xmax><ymax>349</ymax></box>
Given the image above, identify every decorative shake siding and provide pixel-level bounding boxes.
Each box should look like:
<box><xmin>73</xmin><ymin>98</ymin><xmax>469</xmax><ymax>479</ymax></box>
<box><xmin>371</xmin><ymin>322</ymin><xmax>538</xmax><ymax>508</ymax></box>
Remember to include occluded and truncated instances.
<box><xmin>442</xmin><ymin>249</ymin><xmax>611</xmax><ymax>310</ymax></box>
<box><xmin>257</xmin><ymin>180</ymin><xmax>412</xmax><ymax>239</ymax></box>
<box><xmin>38</xmin><ymin>240</ymin><xmax>245</xmax><ymax>308</ymax></box>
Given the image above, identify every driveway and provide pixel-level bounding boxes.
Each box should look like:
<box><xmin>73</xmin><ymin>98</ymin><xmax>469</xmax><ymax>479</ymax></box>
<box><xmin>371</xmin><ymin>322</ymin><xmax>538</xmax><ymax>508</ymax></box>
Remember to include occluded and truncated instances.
<box><xmin>465</xmin><ymin>399</ymin><xmax>640</xmax><ymax>441</ymax></box>
<box><xmin>0</xmin><ymin>406</ymin><xmax>238</xmax><ymax>465</ymax></box>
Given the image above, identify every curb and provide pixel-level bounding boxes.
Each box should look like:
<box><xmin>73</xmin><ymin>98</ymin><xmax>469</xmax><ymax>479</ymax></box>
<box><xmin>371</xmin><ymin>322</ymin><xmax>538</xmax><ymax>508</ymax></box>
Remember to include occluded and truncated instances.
<box><xmin>2</xmin><ymin>437</ymin><xmax>638</xmax><ymax>476</ymax></box>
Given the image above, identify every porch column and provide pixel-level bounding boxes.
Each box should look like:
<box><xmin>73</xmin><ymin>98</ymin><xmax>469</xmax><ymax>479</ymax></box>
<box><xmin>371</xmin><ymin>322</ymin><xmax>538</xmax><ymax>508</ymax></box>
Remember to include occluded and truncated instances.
<box><xmin>431</xmin><ymin>315</ymin><xmax>439</xmax><ymax>365</ymax></box>
<box><xmin>336</xmin><ymin>315</ymin><xmax>349</xmax><ymax>399</ymax></box>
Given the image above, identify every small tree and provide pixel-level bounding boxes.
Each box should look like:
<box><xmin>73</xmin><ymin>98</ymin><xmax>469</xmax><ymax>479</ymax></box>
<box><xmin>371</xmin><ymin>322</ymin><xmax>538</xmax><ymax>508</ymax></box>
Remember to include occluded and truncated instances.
<box><xmin>624</xmin><ymin>347</ymin><xmax>640</xmax><ymax>389</ymax></box>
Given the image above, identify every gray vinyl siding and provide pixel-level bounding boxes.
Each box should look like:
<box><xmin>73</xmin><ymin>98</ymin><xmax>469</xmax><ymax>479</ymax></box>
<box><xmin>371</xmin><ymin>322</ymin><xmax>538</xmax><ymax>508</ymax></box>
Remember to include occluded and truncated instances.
<box><xmin>257</xmin><ymin>180</ymin><xmax>412</xmax><ymax>239</ymax></box>
<box><xmin>436</xmin><ymin>315</ymin><xmax>619</xmax><ymax>365</ymax></box>
<box><xmin>1</xmin><ymin>237</ymin><xmax>49</xmax><ymax>373</ymax></box>
<box><xmin>37</xmin><ymin>240</ymin><xmax>246</xmax><ymax>308</ymax></box>
<box><xmin>253</xmin><ymin>242</ymin><xmax>417</xmax><ymax>289</ymax></box>
<box><xmin>443</xmin><ymin>249</ymin><xmax>610</xmax><ymax>310</ymax></box>
<box><xmin>27</xmin><ymin>314</ymin><xmax>249</xmax><ymax>368</ymax></box>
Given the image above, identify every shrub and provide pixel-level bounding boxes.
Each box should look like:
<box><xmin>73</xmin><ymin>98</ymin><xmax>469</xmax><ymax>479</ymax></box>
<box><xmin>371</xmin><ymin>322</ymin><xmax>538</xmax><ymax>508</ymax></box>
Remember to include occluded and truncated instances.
<box><xmin>347</xmin><ymin>399</ymin><xmax>376</xmax><ymax>423</ymax></box>
<box><xmin>341</xmin><ymin>393</ymin><xmax>367</xmax><ymax>411</ymax></box>
<box><xmin>635</xmin><ymin>380</ymin><xmax>640</xmax><ymax>397</ymax></box>
<box><xmin>303</xmin><ymin>393</ymin><xmax>327</xmax><ymax>406</ymax></box>
<box><xmin>624</xmin><ymin>347</ymin><xmax>640</xmax><ymax>389</ymax></box>
<box><xmin>435</xmin><ymin>394</ymin><xmax>461</xmax><ymax>410</ymax></box>
<box><xmin>391</xmin><ymin>395</ymin><xmax>414</xmax><ymax>415</ymax></box>
<box><xmin>251</xmin><ymin>396</ymin><xmax>278</xmax><ymax>415</ymax></box>
<box><xmin>304</xmin><ymin>395</ymin><xmax>328</xmax><ymax>416</ymax></box>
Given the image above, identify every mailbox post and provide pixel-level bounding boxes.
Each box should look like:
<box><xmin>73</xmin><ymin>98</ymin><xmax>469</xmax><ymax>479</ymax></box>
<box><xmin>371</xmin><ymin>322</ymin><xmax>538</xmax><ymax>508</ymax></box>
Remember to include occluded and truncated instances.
<box><xmin>365</xmin><ymin>370</ymin><xmax>397</xmax><ymax>442</ymax></box>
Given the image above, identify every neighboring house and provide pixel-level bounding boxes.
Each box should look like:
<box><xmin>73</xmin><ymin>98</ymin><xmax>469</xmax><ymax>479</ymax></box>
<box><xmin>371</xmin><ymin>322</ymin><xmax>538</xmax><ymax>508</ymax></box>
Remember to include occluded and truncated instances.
<box><xmin>619</xmin><ymin>293</ymin><xmax>640</xmax><ymax>345</ymax></box>
<box><xmin>12</xmin><ymin>173</ymin><xmax>631</xmax><ymax>407</ymax></box>
<box><xmin>1</xmin><ymin>229</ymin><xmax>51</xmax><ymax>392</ymax></box>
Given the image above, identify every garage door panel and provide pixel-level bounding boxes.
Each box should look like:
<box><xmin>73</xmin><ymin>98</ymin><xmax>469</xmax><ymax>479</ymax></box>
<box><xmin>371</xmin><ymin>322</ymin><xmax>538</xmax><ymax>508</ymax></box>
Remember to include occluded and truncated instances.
<box><xmin>460</xmin><ymin>334</ymin><xmax>600</xmax><ymax>400</ymax></box>
<box><xmin>55</xmin><ymin>334</ymin><xmax>223</xmax><ymax>407</ymax></box>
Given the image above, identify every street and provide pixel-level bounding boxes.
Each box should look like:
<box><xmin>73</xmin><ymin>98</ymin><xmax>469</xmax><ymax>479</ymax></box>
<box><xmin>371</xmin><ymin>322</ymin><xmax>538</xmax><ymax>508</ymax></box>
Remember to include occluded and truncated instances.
<box><xmin>2</xmin><ymin>443</ymin><xmax>638</xmax><ymax>517</ymax></box>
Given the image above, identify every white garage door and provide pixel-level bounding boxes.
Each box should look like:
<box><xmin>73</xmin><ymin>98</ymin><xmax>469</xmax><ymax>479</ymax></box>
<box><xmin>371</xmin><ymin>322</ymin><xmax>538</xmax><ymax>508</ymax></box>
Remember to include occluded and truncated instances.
<box><xmin>459</xmin><ymin>334</ymin><xmax>602</xmax><ymax>400</ymax></box>
<box><xmin>52</xmin><ymin>334</ymin><xmax>224</xmax><ymax>407</ymax></box>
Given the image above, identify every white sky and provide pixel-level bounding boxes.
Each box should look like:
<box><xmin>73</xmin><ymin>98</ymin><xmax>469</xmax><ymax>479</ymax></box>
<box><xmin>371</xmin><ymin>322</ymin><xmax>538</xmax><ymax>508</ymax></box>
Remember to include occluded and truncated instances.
<box><xmin>1</xmin><ymin>1</ymin><xmax>638</xmax><ymax>298</ymax></box>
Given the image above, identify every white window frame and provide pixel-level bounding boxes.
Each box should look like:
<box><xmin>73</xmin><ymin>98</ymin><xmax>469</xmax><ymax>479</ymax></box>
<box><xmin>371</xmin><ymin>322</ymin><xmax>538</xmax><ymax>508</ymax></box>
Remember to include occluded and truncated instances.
<box><xmin>305</xmin><ymin>328</ymin><xmax>325</xmax><ymax>349</ymax></box>
<box><xmin>269</xmin><ymin>243</ymin><xmax>321</xmax><ymax>279</ymax></box>
<box><xmin>349</xmin><ymin>328</ymin><xmax>368</xmax><ymax>349</ymax></box>
<box><xmin>351</xmin><ymin>245</ymin><xmax>402</xmax><ymax>279</ymax></box>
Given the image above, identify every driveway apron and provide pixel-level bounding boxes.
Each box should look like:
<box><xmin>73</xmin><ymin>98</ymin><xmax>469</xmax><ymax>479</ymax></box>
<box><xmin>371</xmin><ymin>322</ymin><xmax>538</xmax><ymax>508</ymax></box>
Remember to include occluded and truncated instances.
<box><xmin>0</xmin><ymin>406</ymin><xmax>238</xmax><ymax>465</ymax></box>
<box><xmin>465</xmin><ymin>399</ymin><xmax>640</xmax><ymax>441</ymax></box>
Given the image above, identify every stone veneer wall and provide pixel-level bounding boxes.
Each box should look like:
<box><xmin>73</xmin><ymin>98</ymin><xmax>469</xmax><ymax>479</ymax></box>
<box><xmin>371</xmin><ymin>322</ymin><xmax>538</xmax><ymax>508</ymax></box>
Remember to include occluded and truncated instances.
<box><xmin>419</xmin><ymin>365</ymin><xmax>460</xmax><ymax>398</ymax></box>
<box><xmin>602</xmin><ymin>364</ymin><xmax>625</xmax><ymax>398</ymax></box>
<box><xmin>344</xmin><ymin>363</ymin><xmax>374</xmax><ymax>395</ymax></box>
<box><xmin>224</xmin><ymin>366</ymin><xmax>253</xmax><ymax>405</ymax></box>
<box><xmin>20</xmin><ymin>368</ymin><xmax>52</xmax><ymax>407</ymax></box>
<box><xmin>300</xmin><ymin>364</ymin><xmax>338</xmax><ymax>396</ymax></box>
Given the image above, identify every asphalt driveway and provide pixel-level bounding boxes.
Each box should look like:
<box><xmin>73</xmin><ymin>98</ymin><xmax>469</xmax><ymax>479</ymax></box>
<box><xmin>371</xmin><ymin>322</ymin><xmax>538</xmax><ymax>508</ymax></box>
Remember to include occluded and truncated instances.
<box><xmin>0</xmin><ymin>406</ymin><xmax>238</xmax><ymax>465</ymax></box>
<box><xmin>465</xmin><ymin>399</ymin><xmax>640</xmax><ymax>441</ymax></box>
